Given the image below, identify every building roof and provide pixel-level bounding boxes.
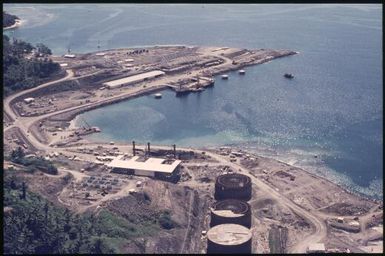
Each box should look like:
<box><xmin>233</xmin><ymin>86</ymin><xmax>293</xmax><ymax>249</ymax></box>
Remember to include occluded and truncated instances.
<box><xmin>107</xmin><ymin>155</ymin><xmax>181</xmax><ymax>174</ymax></box>
<box><xmin>308</xmin><ymin>243</ymin><xmax>326</xmax><ymax>252</ymax></box>
<box><xmin>103</xmin><ymin>70</ymin><xmax>165</xmax><ymax>88</ymax></box>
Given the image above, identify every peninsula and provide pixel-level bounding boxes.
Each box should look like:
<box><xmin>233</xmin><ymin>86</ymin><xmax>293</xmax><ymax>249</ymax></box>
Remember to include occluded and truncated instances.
<box><xmin>3</xmin><ymin>11</ymin><xmax>22</xmax><ymax>30</ymax></box>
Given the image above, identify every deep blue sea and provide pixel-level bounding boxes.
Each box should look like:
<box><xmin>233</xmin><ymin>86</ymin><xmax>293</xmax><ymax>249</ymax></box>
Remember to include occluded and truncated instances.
<box><xmin>4</xmin><ymin>4</ymin><xmax>382</xmax><ymax>199</ymax></box>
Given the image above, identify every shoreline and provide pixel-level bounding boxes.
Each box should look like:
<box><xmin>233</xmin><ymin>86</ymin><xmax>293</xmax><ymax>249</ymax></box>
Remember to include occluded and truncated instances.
<box><xmin>67</xmin><ymin>121</ymin><xmax>382</xmax><ymax>203</ymax></box>
<box><xmin>51</xmin><ymin>57</ymin><xmax>379</xmax><ymax>202</ymax></box>
<box><xmin>3</xmin><ymin>19</ymin><xmax>23</xmax><ymax>30</ymax></box>
<box><xmin>7</xmin><ymin>43</ymin><xmax>379</xmax><ymax>202</ymax></box>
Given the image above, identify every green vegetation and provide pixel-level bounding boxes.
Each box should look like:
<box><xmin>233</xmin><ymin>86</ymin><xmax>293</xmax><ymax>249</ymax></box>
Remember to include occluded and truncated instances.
<box><xmin>10</xmin><ymin>147</ymin><xmax>58</xmax><ymax>175</ymax></box>
<box><xmin>3</xmin><ymin>163</ymin><xmax>179</xmax><ymax>254</ymax></box>
<box><xmin>3</xmin><ymin>173</ymin><xmax>116</xmax><ymax>254</ymax></box>
<box><xmin>3</xmin><ymin>173</ymin><xmax>138</xmax><ymax>254</ymax></box>
<box><xmin>3</xmin><ymin>35</ymin><xmax>61</xmax><ymax>96</ymax></box>
<box><xmin>3</xmin><ymin>11</ymin><xmax>19</xmax><ymax>28</ymax></box>
<box><xmin>159</xmin><ymin>210</ymin><xmax>176</xmax><ymax>230</ymax></box>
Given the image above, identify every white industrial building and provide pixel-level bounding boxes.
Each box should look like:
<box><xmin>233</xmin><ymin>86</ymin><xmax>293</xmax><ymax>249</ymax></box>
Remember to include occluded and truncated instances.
<box><xmin>107</xmin><ymin>155</ymin><xmax>181</xmax><ymax>182</ymax></box>
<box><xmin>103</xmin><ymin>70</ymin><xmax>165</xmax><ymax>89</ymax></box>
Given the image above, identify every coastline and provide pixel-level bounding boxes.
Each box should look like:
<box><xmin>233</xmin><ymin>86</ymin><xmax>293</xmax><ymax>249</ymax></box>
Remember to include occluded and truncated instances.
<box><xmin>6</xmin><ymin>42</ymin><xmax>379</xmax><ymax>202</ymax></box>
<box><xmin>74</xmin><ymin>132</ymin><xmax>383</xmax><ymax>203</ymax></box>
<box><xmin>68</xmin><ymin>111</ymin><xmax>382</xmax><ymax>202</ymax></box>
<box><xmin>3</xmin><ymin>19</ymin><xmax>23</xmax><ymax>30</ymax></box>
<box><xmin>53</xmin><ymin>51</ymin><xmax>379</xmax><ymax>202</ymax></box>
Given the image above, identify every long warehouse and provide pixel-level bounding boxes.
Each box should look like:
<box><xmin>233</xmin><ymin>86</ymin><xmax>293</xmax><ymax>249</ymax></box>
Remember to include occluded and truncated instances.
<box><xmin>107</xmin><ymin>155</ymin><xmax>182</xmax><ymax>182</ymax></box>
<box><xmin>103</xmin><ymin>70</ymin><xmax>165</xmax><ymax>89</ymax></box>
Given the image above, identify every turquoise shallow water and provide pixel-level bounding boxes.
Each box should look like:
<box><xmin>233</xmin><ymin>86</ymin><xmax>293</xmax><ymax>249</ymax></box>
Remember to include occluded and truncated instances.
<box><xmin>4</xmin><ymin>4</ymin><xmax>382</xmax><ymax>199</ymax></box>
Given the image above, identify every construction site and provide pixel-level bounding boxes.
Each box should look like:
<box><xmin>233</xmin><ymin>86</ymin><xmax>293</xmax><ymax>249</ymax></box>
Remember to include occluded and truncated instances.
<box><xmin>3</xmin><ymin>45</ymin><xmax>383</xmax><ymax>254</ymax></box>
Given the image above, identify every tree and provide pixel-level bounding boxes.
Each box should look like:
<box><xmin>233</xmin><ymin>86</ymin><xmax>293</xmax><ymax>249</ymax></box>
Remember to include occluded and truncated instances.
<box><xmin>158</xmin><ymin>210</ymin><xmax>175</xmax><ymax>230</ymax></box>
<box><xmin>36</xmin><ymin>43</ymin><xmax>52</xmax><ymax>56</ymax></box>
<box><xmin>20</xmin><ymin>182</ymin><xmax>27</xmax><ymax>200</ymax></box>
<box><xmin>3</xmin><ymin>12</ymin><xmax>19</xmax><ymax>28</ymax></box>
<box><xmin>3</xmin><ymin>35</ymin><xmax>61</xmax><ymax>96</ymax></box>
<box><xmin>11</xmin><ymin>147</ymin><xmax>25</xmax><ymax>163</ymax></box>
<box><xmin>92</xmin><ymin>238</ymin><xmax>115</xmax><ymax>254</ymax></box>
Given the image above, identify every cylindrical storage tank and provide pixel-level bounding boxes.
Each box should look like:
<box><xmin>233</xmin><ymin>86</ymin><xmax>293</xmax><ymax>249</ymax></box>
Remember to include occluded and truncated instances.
<box><xmin>210</xmin><ymin>199</ymin><xmax>251</xmax><ymax>228</ymax></box>
<box><xmin>207</xmin><ymin>224</ymin><xmax>252</xmax><ymax>254</ymax></box>
<box><xmin>215</xmin><ymin>174</ymin><xmax>252</xmax><ymax>201</ymax></box>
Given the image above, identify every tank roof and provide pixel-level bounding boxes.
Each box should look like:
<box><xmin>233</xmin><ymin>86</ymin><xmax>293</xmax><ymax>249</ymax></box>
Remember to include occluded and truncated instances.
<box><xmin>216</xmin><ymin>173</ymin><xmax>251</xmax><ymax>188</ymax></box>
<box><xmin>211</xmin><ymin>209</ymin><xmax>244</xmax><ymax>218</ymax></box>
<box><xmin>207</xmin><ymin>224</ymin><xmax>251</xmax><ymax>245</ymax></box>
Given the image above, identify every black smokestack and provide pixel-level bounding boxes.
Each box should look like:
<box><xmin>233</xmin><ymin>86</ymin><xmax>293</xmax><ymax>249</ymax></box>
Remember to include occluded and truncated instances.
<box><xmin>132</xmin><ymin>141</ymin><xmax>136</xmax><ymax>156</ymax></box>
<box><xmin>173</xmin><ymin>144</ymin><xmax>176</xmax><ymax>158</ymax></box>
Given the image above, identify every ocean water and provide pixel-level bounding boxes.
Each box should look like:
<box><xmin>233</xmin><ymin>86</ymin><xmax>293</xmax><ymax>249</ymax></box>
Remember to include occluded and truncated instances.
<box><xmin>4</xmin><ymin>4</ymin><xmax>382</xmax><ymax>199</ymax></box>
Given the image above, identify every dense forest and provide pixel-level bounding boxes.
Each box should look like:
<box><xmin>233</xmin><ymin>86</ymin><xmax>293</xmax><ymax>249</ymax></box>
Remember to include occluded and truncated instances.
<box><xmin>3</xmin><ymin>35</ymin><xmax>62</xmax><ymax>96</ymax></box>
<box><xmin>3</xmin><ymin>11</ymin><xmax>19</xmax><ymax>27</ymax></box>
<box><xmin>4</xmin><ymin>173</ymin><xmax>117</xmax><ymax>254</ymax></box>
<box><xmin>4</xmin><ymin>148</ymin><xmax>177</xmax><ymax>254</ymax></box>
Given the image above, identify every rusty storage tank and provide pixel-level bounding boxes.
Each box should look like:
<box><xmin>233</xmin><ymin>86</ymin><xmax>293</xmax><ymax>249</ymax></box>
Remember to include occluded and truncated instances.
<box><xmin>215</xmin><ymin>173</ymin><xmax>252</xmax><ymax>201</ymax></box>
<box><xmin>210</xmin><ymin>199</ymin><xmax>251</xmax><ymax>228</ymax></box>
<box><xmin>207</xmin><ymin>223</ymin><xmax>252</xmax><ymax>254</ymax></box>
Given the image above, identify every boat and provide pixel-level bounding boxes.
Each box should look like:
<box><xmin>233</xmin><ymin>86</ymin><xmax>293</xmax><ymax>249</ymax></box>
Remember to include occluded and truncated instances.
<box><xmin>200</xmin><ymin>76</ymin><xmax>215</xmax><ymax>87</ymax></box>
<box><xmin>221</xmin><ymin>74</ymin><xmax>229</xmax><ymax>80</ymax></box>
<box><xmin>175</xmin><ymin>88</ymin><xmax>191</xmax><ymax>97</ymax></box>
<box><xmin>154</xmin><ymin>93</ymin><xmax>162</xmax><ymax>99</ymax></box>
<box><xmin>239</xmin><ymin>70</ymin><xmax>245</xmax><ymax>75</ymax></box>
<box><xmin>193</xmin><ymin>88</ymin><xmax>205</xmax><ymax>92</ymax></box>
<box><xmin>284</xmin><ymin>73</ymin><xmax>294</xmax><ymax>79</ymax></box>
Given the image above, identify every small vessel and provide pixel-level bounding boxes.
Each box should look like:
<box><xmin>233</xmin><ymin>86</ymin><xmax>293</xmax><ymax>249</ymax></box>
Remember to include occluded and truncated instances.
<box><xmin>284</xmin><ymin>73</ymin><xmax>294</xmax><ymax>79</ymax></box>
<box><xmin>193</xmin><ymin>88</ymin><xmax>205</xmax><ymax>92</ymax></box>
<box><xmin>239</xmin><ymin>69</ymin><xmax>245</xmax><ymax>75</ymax></box>
<box><xmin>154</xmin><ymin>93</ymin><xmax>162</xmax><ymax>99</ymax></box>
<box><xmin>175</xmin><ymin>89</ymin><xmax>191</xmax><ymax>97</ymax></box>
<box><xmin>221</xmin><ymin>74</ymin><xmax>229</xmax><ymax>80</ymax></box>
<box><xmin>92</xmin><ymin>127</ymin><xmax>101</xmax><ymax>132</ymax></box>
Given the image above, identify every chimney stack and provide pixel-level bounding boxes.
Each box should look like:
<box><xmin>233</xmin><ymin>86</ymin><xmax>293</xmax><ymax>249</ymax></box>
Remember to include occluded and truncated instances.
<box><xmin>173</xmin><ymin>144</ymin><xmax>176</xmax><ymax>158</ymax></box>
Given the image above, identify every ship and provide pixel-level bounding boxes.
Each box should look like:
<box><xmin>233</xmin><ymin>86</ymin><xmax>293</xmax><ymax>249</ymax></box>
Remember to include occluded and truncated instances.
<box><xmin>175</xmin><ymin>88</ymin><xmax>191</xmax><ymax>97</ymax></box>
<box><xmin>284</xmin><ymin>73</ymin><xmax>294</xmax><ymax>79</ymax></box>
